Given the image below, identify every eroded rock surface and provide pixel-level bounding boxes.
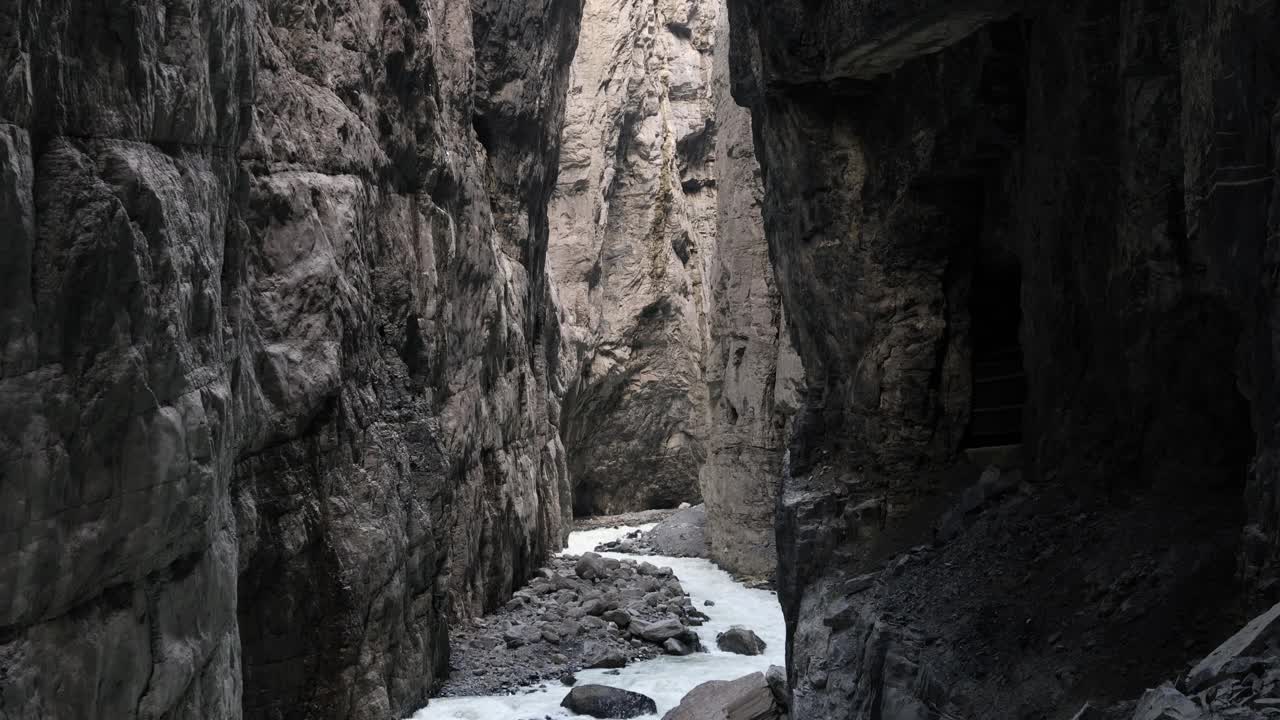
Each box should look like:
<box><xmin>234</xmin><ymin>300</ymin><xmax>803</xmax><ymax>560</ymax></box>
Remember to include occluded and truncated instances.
<box><xmin>549</xmin><ymin>0</ymin><xmax>796</xmax><ymax>582</ymax></box>
<box><xmin>727</xmin><ymin>0</ymin><xmax>1280</xmax><ymax>717</ymax></box>
<box><xmin>0</xmin><ymin>1</ymin><xmax>582</xmax><ymax>718</ymax></box>
<box><xmin>549</xmin><ymin>0</ymin><xmax>722</xmax><ymax>515</ymax></box>
<box><xmin>700</xmin><ymin>1</ymin><xmax>802</xmax><ymax>580</ymax></box>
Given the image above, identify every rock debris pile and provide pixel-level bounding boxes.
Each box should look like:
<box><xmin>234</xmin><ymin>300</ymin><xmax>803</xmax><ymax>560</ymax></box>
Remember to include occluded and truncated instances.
<box><xmin>438</xmin><ymin>553</ymin><xmax>709</xmax><ymax>696</ymax></box>
<box><xmin>595</xmin><ymin>504</ymin><xmax>710</xmax><ymax>560</ymax></box>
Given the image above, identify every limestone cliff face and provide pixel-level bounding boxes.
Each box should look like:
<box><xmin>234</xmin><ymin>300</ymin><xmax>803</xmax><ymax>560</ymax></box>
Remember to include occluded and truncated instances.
<box><xmin>549</xmin><ymin>0</ymin><xmax>719</xmax><ymax>515</ymax></box>
<box><xmin>548</xmin><ymin>0</ymin><xmax>800</xmax><ymax>571</ymax></box>
<box><xmin>0</xmin><ymin>1</ymin><xmax>580</xmax><ymax>718</ymax></box>
<box><xmin>699</xmin><ymin>2</ymin><xmax>802</xmax><ymax>579</ymax></box>
<box><xmin>728</xmin><ymin>0</ymin><xmax>1280</xmax><ymax>717</ymax></box>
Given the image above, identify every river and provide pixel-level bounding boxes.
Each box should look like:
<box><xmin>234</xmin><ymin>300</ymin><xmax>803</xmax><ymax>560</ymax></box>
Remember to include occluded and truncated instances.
<box><xmin>409</xmin><ymin>524</ymin><xmax>786</xmax><ymax>719</ymax></box>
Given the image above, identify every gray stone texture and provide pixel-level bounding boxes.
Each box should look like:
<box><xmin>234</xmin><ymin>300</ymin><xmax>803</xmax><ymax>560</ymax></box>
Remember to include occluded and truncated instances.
<box><xmin>0</xmin><ymin>0</ymin><xmax>583</xmax><ymax>718</ymax></box>
<box><xmin>549</xmin><ymin>0</ymin><xmax>722</xmax><ymax>515</ymax></box>
<box><xmin>701</xmin><ymin>0</ymin><xmax>802</xmax><ymax>578</ymax></box>
<box><xmin>662</xmin><ymin>671</ymin><xmax>787</xmax><ymax>720</ymax></box>
<box><xmin>549</xmin><ymin>0</ymin><xmax>797</xmax><ymax>582</ymax></box>
<box><xmin>727</xmin><ymin>0</ymin><xmax>1280</xmax><ymax>717</ymax></box>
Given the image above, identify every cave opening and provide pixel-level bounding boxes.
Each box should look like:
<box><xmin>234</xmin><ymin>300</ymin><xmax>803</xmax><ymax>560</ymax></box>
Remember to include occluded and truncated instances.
<box><xmin>963</xmin><ymin>238</ymin><xmax>1027</xmax><ymax>451</ymax></box>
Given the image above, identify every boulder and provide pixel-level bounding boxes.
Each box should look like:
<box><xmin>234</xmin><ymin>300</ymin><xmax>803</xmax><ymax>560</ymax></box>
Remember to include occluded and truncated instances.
<box><xmin>1131</xmin><ymin>685</ymin><xmax>1202</xmax><ymax>720</ymax></box>
<box><xmin>663</xmin><ymin>638</ymin><xmax>695</xmax><ymax>656</ymax></box>
<box><xmin>634</xmin><ymin>617</ymin><xmax>687</xmax><ymax>643</ymax></box>
<box><xmin>576</xmin><ymin>553</ymin><xmax>610</xmax><ymax>581</ymax></box>
<box><xmin>716</xmin><ymin>626</ymin><xmax>767</xmax><ymax>655</ymax></box>
<box><xmin>561</xmin><ymin>685</ymin><xmax>658</xmax><ymax>719</ymax></box>
<box><xmin>1186</xmin><ymin>601</ymin><xmax>1280</xmax><ymax>692</ymax></box>
<box><xmin>643</xmin><ymin>504</ymin><xmax>710</xmax><ymax>558</ymax></box>
<box><xmin>502</xmin><ymin>624</ymin><xmax>543</xmax><ymax>648</ymax></box>
<box><xmin>603</xmin><ymin>608</ymin><xmax>632</xmax><ymax>628</ymax></box>
<box><xmin>662</xmin><ymin>672</ymin><xmax>785</xmax><ymax>720</ymax></box>
<box><xmin>765</xmin><ymin>665</ymin><xmax>789</xmax><ymax>708</ymax></box>
<box><xmin>585</xmin><ymin>643</ymin><xmax>628</xmax><ymax>669</ymax></box>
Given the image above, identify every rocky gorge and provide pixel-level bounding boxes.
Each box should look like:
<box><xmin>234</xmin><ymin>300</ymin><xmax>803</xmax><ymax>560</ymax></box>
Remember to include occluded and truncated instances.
<box><xmin>1</xmin><ymin>0</ymin><xmax>580</xmax><ymax>717</ymax></box>
<box><xmin>5</xmin><ymin>0</ymin><xmax>1280</xmax><ymax>720</ymax></box>
<box><xmin>547</xmin><ymin>0</ymin><xmax>801</xmax><ymax>569</ymax></box>
<box><xmin>728</xmin><ymin>0</ymin><xmax>1280</xmax><ymax>717</ymax></box>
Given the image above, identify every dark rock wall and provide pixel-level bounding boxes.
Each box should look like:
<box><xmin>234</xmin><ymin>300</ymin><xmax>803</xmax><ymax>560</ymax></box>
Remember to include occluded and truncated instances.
<box><xmin>0</xmin><ymin>1</ymin><xmax>581</xmax><ymax>718</ymax></box>
<box><xmin>728</xmin><ymin>0</ymin><xmax>1280</xmax><ymax>716</ymax></box>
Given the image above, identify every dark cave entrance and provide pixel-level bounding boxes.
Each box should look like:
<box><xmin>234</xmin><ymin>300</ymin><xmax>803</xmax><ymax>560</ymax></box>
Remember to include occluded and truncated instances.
<box><xmin>963</xmin><ymin>250</ymin><xmax>1027</xmax><ymax>450</ymax></box>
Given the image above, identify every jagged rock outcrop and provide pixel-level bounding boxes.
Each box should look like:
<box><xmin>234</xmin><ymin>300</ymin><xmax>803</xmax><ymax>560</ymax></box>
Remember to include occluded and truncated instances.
<box><xmin>727</xmin><ymin>0</ymin><xmax>1280</xmax><ymax>717</ymax></box>
<box><xmin>547</xmin><ymin>0</ymin><xmax>798</xmax><ymax>581</ymax></box>
<box><xmin>549</xmin><ymin>0</ymin><xmax>720</xmax><ymax>515</ymax></box>
<box><xmin>700</xmin><ymin>1</ymin><xmax>802</xmax><ymax>578</ymax></box>
<box><xmin>0</xmin><ymin>1</ymin><xmax>581</xmax><ymax>718</ymax></box>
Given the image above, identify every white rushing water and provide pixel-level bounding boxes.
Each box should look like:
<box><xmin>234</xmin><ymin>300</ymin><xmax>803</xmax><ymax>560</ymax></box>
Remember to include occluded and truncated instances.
<box><xmin>409</xmin><ymin>524</ymin><xmax>785</xmax><ymax>719</ymax></box>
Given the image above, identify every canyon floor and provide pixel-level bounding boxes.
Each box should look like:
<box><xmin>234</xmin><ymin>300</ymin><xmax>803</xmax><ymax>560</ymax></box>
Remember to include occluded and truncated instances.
<box><xmin>412</xmin><ymin>521</ymin><xmax>785</xmax><ymax>719</ymax></box>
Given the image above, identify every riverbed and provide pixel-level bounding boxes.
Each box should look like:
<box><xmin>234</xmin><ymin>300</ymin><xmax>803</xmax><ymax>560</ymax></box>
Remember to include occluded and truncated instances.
<box><xmin>408</xmin><ymin>524</ymin><xmax>785</xmax><ymax>719</ymax></box>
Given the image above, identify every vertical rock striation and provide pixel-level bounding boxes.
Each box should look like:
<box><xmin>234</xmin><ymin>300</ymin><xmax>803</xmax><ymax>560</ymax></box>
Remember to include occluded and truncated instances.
<box><xmin>699</xmin><ymin>1</ymin><xmax>802</xmax><ymax>579</ymax></box>
<box><xmin>0</xmin><ymin>1</ymin><xmax>582</xmax><ymax>718</ymax></box>
<box><xmin>728</xmin><ymin>0</ymin><xmax>1280</xmax><ymax>717</ymax></box>
<box><xmin>548</xmin><ymin>0</ymin><xmax>720</xmax><ymax>515</ymax></box>
<box><xmin>0</xmin><ymin>3</ymin><xmax>253</xmax><ymax>717</ymax></box>
<box><xmin>548</xmin><ymin>0</ymin><xmax>800</xmax><ymax>583</ymax></box>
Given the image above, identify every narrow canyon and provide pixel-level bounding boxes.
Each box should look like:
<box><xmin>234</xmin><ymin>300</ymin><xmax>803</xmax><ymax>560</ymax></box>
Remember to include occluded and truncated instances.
<box><xmin>2</xmin><ymin>1</ymin><xmax>1279</xmax><ymax>720</ymax></box>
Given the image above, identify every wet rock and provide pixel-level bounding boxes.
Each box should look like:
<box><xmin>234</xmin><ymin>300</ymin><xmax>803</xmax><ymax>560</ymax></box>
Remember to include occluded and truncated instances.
<box><xmin>662</xmin><ymin>672</ymin><xmax>786</xmax><ymax>720</ymax></box>
<box><xmin>716</xmin><ymin>627</ymin><xmax>767</xmax><ymax>656</ymax></box>
<box><xmin>634</xmin><ymin>617</ymin><xmax>688</xmax><ymax>643</ymax></box>
<box><xmin>561</xmin><ymin>685</ymin><xmax>658</xmax><ymax>719</ymax></box>
<box><xmin>663</xmin><ymin>638</ymin><xmax>695</xmax><ymax>656</ymax></box>
<box><xmin>585</xmin><ymin>643</ymin><xmax>628</xmax><ymax>670</ymax></box>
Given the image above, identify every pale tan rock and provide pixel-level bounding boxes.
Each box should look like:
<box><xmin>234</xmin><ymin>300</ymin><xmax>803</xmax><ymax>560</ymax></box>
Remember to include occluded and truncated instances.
<box><xmin>698</xmin><ymin>1</ymin><xmax>802</xmax><ymax>578</ymax></box>
<box><xmin>549</xmin><ymin>0</ymin><xmax>722</xmax><ymax>514</ymax></box>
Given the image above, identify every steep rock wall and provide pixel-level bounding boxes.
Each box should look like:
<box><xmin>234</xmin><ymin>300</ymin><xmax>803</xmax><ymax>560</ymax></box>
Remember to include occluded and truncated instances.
<box><xmin>548</xmin><ymin>0</ymin><xmax>800</xmax><ymax>581</ymax></box>
<box><xmin>728</xmin><ymin>0</ymin><xmax>1280</xmax><ymax>717</ymax></box>
<box><xmin>699</xmin><ymin>1</ymin><xmax>802</xmax><ymax>579</ymax></box>
<box><xmin>548</xmin><ymin>0</ymin><xmax>718</xmax><ymax>515</ymax></box>
<box><xmin>0</xmin><ymin>1</ymin><xmax>581</xmax><ymax>718</ymax></box>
